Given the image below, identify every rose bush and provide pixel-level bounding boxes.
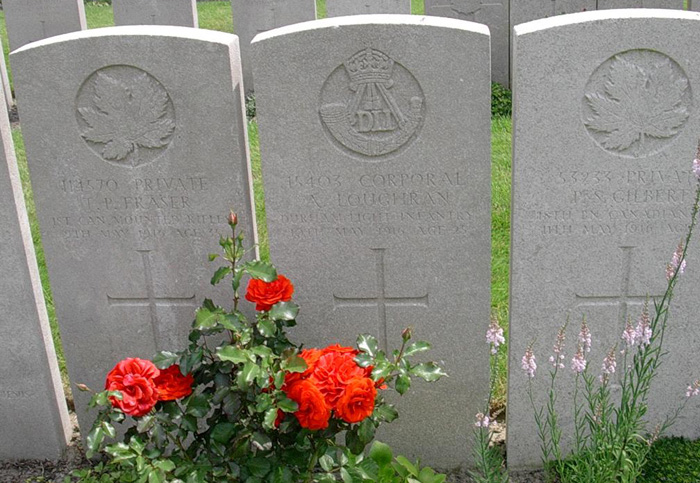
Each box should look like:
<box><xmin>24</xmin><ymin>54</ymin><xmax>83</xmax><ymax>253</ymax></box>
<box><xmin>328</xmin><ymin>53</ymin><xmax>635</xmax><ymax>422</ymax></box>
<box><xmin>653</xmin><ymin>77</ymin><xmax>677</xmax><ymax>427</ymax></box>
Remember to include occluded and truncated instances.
<box><xmin>77</xmin><ymin>213</ymin><xmax>447</xmax><ymax>483</ymax></box>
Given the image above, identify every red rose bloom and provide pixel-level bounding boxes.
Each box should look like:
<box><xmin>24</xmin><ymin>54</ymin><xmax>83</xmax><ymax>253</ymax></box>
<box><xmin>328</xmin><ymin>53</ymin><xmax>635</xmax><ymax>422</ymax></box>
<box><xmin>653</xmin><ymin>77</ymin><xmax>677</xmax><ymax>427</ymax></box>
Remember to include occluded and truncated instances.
<box><xmin>321</xmin><ymin>344</ymin><xmax>358</xmax><ymax>356</ymax></box>
<box><xmin>105</xmin><ymin>358</ymin><xmax>160</xmax><ymax>417</ymax></box>
<box><xmin>310</xmin><ymin>351</ymin><xmax>369</xmax><ymax>408</ymax></box>
<box><xmin>245</xmin><ymin>275</ymin><xmax>294</xmax><ymax>311</ymax></box>
<box><xmin>285</xmin><ymin>379</ymin><xmax>331</xmax><ymax>430</ymax></box>
<box><xmin>154</xmin><ymin>365</ymin><xmax>194</xmax><ymax>401</ymax></box>
<box><xmin>335</xmin><ymin>377</ymin><xmax>377</xmax><ymax>424</ymax></box>
<box><xmin>284</xmin><ymin>348</ymin><xmax>324</xmax><ymax>387</ymax></box>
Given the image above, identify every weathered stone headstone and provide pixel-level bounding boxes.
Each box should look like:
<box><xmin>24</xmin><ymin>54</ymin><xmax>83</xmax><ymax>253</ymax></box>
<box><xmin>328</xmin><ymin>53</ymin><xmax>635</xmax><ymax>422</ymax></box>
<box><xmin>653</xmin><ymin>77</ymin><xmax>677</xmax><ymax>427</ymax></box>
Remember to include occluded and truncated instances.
<box><xmin>688</xmin><ymin>0</ymin><xmax>700</xmax><ymax>11</ymax></box>
<box><xmin>425</xmin><ymin>0</ymin><xmax>509</xmax><ymax>87</ymax></box>
<box><xmin>112</xmin><ymin>0</ymin><xmax>199</xmax><ymax>28</ymax></box>
<box><xmin>12</xmin><ymin>26</ymin><xmax>257</xmax><ymax>436</ymax></box>
<box><xmin>252</xmin><ymin>16</ymin><xmax>491</xmax><ymax>469</ymax></box>
<box><xmin>0</xmin><ymin>80</ymin><xmax>71</xmax><ymax>460</ymax></box>
<box><xmin>511</xmin><ymin>0</ymin><xmax>595</xmax><ymax>26</ymax></box>
<box><xmin>508</xmin><ymin>10</ymin><xmax>700</xmax><ymax>470</ymax></box>
<box><xmin>597</xmin><ymin>0</ymin><xmax>682</xmax><ymax>9</ymax></box>
<box><xmin>3</xmin><ymin>0</ymin><xmax>87</xmax><ymax>51</ymax></box>
<box><xmin>232</xmin><ymin>0</ymin><xmax>317</xmax><ymax>92</ymax></box>
<box><xmin>326</xmin><ymin>0</ymin><xmax>411</xmax><ymax>17</ymax></box>
<box><xmin>0</xmin><ymin>38</ymin><xmax>14</xmax><ymax>112</ymax></box>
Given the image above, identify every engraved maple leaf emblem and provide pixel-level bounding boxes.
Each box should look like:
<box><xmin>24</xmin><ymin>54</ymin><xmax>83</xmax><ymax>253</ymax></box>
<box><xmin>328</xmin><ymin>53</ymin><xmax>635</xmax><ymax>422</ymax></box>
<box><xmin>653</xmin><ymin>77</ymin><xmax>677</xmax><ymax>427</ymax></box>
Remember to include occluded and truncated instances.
<box><xmin>78</xmin><ymin>72</ymin><xmax>175</xmax><ymax>166</ymax></box>
<box><xmin>584</xmin><ymin>56</ymin><xmax>689</xmax><ymax>155</ymax></box>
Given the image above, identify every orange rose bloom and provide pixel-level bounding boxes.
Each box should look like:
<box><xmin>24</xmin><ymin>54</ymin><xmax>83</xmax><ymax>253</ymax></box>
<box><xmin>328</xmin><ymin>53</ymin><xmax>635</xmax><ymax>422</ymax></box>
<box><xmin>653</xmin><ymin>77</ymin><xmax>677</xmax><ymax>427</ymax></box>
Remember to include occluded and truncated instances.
<box><xmin>105</xmin><ymin>358</ymin><xmax>160</xmax><ymax>417</ymax></box>
<box><xmin>285</xmin><ymin>379</ymin><xmax>331</xmax><ymax>430</ymax></box>
<box><xmin>284</xmin><ymin>348</ymin><xmax>323</xmax><ymax>387</ymax></box>
<box><xmin>335</xmin><ymin>377</ymin><xmax>377</xmax><ymax>424</ymax></box>
<box><xmin>154</xmin><ymin>365</ymin><xmax>194</xmax><ymax>401</ymax></box>
<box><xmin>310</xmin><ymin>351</ymin><xmax>370</xmax><ymax>408</ymax></box>
<box><xmin>245</xmin><ymin>275</ymin><xmax>294</xmax><ymax>311</ymax></box>
<box><xmin>321</xmin><ymin>344</ymin><xmax>358</xmax><ymax>356</ymax></box>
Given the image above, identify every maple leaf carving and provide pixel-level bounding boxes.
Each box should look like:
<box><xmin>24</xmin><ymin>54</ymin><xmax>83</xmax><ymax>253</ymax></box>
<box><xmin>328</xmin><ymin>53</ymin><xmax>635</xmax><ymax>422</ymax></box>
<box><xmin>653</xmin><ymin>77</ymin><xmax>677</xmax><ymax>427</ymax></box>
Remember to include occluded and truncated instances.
<box><xmin>79</xmin><ymin>72</ymin><xmax>175</xmax><ymax>165</ymax></box>
<box><xmin>584</xmin><ymin>55</ymin><xmax>689</xmax><ymax>154</ymax></box>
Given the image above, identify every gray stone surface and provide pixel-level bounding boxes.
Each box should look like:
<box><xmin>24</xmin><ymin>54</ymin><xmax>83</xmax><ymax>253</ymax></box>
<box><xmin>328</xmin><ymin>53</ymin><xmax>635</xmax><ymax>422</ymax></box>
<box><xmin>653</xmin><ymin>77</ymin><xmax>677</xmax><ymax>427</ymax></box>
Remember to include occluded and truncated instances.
<box><xmin>509</xmin><ymin>9</ymin><xmax>700</xmax><ymax>470</ymax></box>
<box><xmin>689</xmin><ymin>0</ymin><xmax>700</xmax><ymax>10</ymax></box>
<box><xmin>597</xmin><ymin>0</ymin><xmax>683</xmax><ymax>8</ymax></box>
<box><xmin>252</xmin><ymin>16</ymin><xmax>491</xmax><ymax>470</ymax></box>
<box><xmin>0</xmin><ymin>37</ymin><xmax>13</xmax><ymax>112</ymax></box>
<box><xmin>511</xmin><ymin>0</ymin><xmax>596</xmax><ymax>26</ymax></box>
<box><xmin>232</xmin><ymin>0</ymin><xmax>316</xmax><ymax>92</ymax></box>
<box><xmin>113</xmin><ymin>0</ymin><xmax>198</xmax><ymax>27</ymax></box>
<box><xmin>425</xmin><ymin>0</ymin><xmax>509</xmax><ymax>87</ymax></box>
<box><xmin>0</xmin><ymin>80</ymin><xmax>71</xmax><ymax>460</ymax></box>
<box><xmin>3</xmin><ymin>0</ymin><xmax>87</xmax><ymax>51</ymax></box>
<box><xmin>11</xmin><ymin>26</ymin><xmax>257</xmax><ymax>436</ymax></box>
<box><xmin>326</xmin><ymin>0</ymin><xmax>411</xmax><ymax>17</ymax></box>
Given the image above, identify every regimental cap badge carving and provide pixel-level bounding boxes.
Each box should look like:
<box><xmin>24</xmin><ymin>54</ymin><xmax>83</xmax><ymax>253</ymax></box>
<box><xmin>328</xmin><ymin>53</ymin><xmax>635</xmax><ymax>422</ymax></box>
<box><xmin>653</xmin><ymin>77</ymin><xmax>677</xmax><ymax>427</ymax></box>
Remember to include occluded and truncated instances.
<box><xmin>320</xmin><ymin>48</ymin><xmax>425</xmax><ymax>160</ymax></box>
<box><xmin>76</xmin><ymin>65</ymin><xmax>176</xmax><ymax>168</ymax></box>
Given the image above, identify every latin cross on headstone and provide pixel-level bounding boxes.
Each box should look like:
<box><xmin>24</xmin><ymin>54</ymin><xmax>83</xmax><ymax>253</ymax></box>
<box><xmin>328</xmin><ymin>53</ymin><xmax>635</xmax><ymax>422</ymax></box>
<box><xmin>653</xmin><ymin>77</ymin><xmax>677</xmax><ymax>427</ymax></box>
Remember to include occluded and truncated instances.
<box><xmin>431</xmin><ymin>0</ymin><xmax>503</xmax><ymax>21</ymax></box>
<box><xmin>107</xmin><ymin>250</ymin><xmax>197</xmax><ymax>351</ymax></box>
<box><xmin>333</xmin><ymin>248</ymin><xmax>429</xmax><ymax>352</ymax></box>
<box><xmin>574</xmin><ymin>246</ymin><xmax>665</xmax><ymax>385</ymax></box>
<box><xmin>364</xmin><ymin>1</ymin><xmax>372</xmax><ymax>13</ymax></box>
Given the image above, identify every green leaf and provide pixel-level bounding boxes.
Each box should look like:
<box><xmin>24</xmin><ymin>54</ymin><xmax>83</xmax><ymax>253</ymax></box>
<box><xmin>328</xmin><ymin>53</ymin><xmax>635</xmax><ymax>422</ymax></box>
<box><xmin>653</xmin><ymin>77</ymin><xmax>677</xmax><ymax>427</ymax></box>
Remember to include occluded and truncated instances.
<box><xmin>148</xmin><ymin>469</ymin><xmax>165</xmax><ymax>483</ymax></box>
<box><xmin>358</xmin><ymin>418</ymin><xmax>376</xmax><ymax>444</ymax></box>
<box><xmin>152</xmin><ymin>351</ymin><xmax>179</xmax><ymax>369</ymax></box>
<box><xmin>247</xmin><ymin>457</ymin><xmax>271</xmax><ymax>477</ymax></box>
<box><xmin>345</xmin><ymin>429</ymin><xmax>367</xmax><ymax>455</ymax></box>
<box><xmin>194</xmin><ymin>306</ymin><xmax>223</xmax><ymax>330</ymax></box>
<box><xmin>282</xmin><ymin>355</ymin><xmax>307</xmax><ymax>373</ymax></box>
<box><xmin>410</xmin><ymin>363</ymin><xmax>447</xmax><ymax>382</ymax></box>
<box><xmin>357</xmin><ymin>334</ymin><xmax>379</xmax><ymax>357</ymax></box>
<box><xmin>217</xmin><ymin>346</ymin><xmax>252</xmax><ymax>364</ymax></box>
<box><xmin>240</xmin><ymin>363</ymin><xmax>260</xmax><ymax>385</ymax></box>
<box><xmin>257</xmin><ymin>318</ymin><xmax>277</xmax><ymax>337</ymax></box>
<box><xmin>211</xmin><ymin>266</ymin><xmax>231</xmax><ymax>285</ymax></box>
<box><xmin>395</xmin><ymin>456</ymin><xmax>418</xmax><ymax>476</ymax></box>
<box><xmin>186</xmin><ymin>394</ymin><xmax>210</xmax><ymax>418</ymax></box>
<box><xmin>277</xmin><ymin>396</ymin><xmax>298</xmax><ymax>413</ymax></box>
<box><xmin>396</xmin><ymin>374</ymin><xmax>411</xmax><ymax>395</ymax></box>
<box><xmin>404</xmin><ymin>341</ymin><xmax>431</xmax><ymax>357</ymax></box>
<box><xmin>369</xmin><ymin>441</ymin><xmax>393</xmax><ymax>467</ymax></box>
<box><xmin>86</xmin><ymin>426</ymin><xmax>105</xmax><ymax>453</ymax></box>
<box><xmin>251</xmin><ymin>432</ymin><xmax>272</xmax><ymax>451</ymax></box>
<box><xmin>208</xmin><ymin>253</ymin><xmax>219</xmax><ymax>262</ymax></box>
<box><xmin>263</xmin><ymin>408</ymin><xmax>279</xmax><ymax>430</ymax></box>
<box><xmin>243</xmin><ymin>261</ymin><xmax>277</xmax><ymax>282</ymax></box>
<box><xmin>268</xmin><ymin>302</ymin><xmax>299</xmax><ymax>321</ymax></box>
<box><xmin>153</xmin><ymin>460</ymin><xmax>176</xmax><ymax>472</ymax></box>
<box><xmin>101</xmin><ymin>421</ymin><xmax>116</xmax><ymax>439</ymax></box>
<box><xmin>374</xmin><ymin>404</ymin><xmax>399</xmax><ymax>423</ymax></box>
<box><xmin>355</xmin><ymin>352</ymin><xmax>373</xmax><ymax>368</ymax></box>
<box><xmin>319</xmin><ymin>455</ymin><xmax>335</xmax><ymax>472</ymax></box>
<box><xmin>181</xmin><ymin>414</ymin><xmax>198</xmax><ymax>433</ymax></box>
<box><xmin>211</xmin><ymin>422</ymin><xmax>236</xmax><ymax>444</ymax></box>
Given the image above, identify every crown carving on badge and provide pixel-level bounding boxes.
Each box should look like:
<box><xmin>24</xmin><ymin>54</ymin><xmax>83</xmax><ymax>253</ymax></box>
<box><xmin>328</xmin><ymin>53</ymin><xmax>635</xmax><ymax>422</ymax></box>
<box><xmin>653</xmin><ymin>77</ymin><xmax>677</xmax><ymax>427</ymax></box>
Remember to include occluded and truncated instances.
<box><xmin>344</xmin><ymin>48</ymin><xmax>395</xmax><ymax>84</ymax></box>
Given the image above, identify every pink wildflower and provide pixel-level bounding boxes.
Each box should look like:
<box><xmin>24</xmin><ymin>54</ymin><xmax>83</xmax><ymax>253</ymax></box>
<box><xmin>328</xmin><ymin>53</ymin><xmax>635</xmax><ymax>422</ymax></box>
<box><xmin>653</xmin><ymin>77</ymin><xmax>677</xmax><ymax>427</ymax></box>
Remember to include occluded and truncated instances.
<box><xmin>635</xmin><ymin>304</ymin><xmax>652</xmax><ymax>347</ymax></box>
<box><xmin>666</xmin><ymin>241</ymin><xmax>687</xmax><ymax>281</ymax></box>
<box><xmin>550</xmin><ymin>325</ymin><xmax>566</xmax><ymax>369</ymax></box>
<box><xmin>578</xmin><ymin>319</ymin><xmax>592</xmax><ymax>353</ymax></box>
<box><xmin>571</xmin><ymin>345</ymin><xmax>587</xmax><ymax>374</ymax></box>
<box><xmin>693</xmin><ymin>158</ymin><xmax>700</xmax><ymax>181</ymax></box>
<box><xmin>600</xmin><ymin>346</ymin><xmax>617</xmax><ymax>384</ymax></box>
<box><xmin>474</xmin><ymin>412</ymin><xmax>491</xmax><ymax>428</ymax></box>
<box><xmin>522</xmin><ymin>346</ymin><xmax>537</xmax><ymax>379</ymax></box>
<box><xmin>486</xmin><ymin>318</ymin><xmax>505</xmax><ymax>355</ymax></box>
<box><xmin>622</xmin><ymin>319</ymin><xmax>638</xmax><ymax>348</ymax></box>
<box><xmin>686</xmin><ymin>380</ymin><xmax>700</xmax><ymax>398</ymax></box>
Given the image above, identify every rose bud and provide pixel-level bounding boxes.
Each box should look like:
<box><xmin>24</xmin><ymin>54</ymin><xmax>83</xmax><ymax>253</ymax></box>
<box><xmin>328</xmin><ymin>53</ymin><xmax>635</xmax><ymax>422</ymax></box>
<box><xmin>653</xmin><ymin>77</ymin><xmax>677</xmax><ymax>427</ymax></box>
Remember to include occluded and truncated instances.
<box><xmin>228</xmin><ymin>210</ymin><xmax>238</xmax><ymax>226</ymax></box>
<box><xmin>76</xmin><ymin>383</ymin><xmax>90</xmax><ymax>392</ymax></box>
<box><xmin>402</xmin><ymin>327</ymin><xmax>413</xmax><ymax>342</ymax></box>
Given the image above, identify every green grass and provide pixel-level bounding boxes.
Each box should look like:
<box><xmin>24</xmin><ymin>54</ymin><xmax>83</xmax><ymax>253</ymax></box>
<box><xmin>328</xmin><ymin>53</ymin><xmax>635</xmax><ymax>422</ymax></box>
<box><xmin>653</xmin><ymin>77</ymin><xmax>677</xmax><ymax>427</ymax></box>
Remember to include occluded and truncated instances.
<box><xmin>639</xmin><ymin>437</ymin><xmax>700</xmax><ymax>482</ymax></box>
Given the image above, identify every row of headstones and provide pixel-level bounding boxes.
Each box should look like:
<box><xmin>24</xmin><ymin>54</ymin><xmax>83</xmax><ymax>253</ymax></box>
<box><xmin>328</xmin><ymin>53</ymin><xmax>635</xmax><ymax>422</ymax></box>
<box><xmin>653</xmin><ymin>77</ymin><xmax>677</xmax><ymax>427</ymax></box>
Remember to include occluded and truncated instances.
<box><xmin>2</xmin><ymin>8</ymin><xmax>699</xmax><ymax>473</ymax></box>
<box><xmin>4</xmin><ymin>1</ymin><xmax>700</xmax><ymax>97</ymax></box>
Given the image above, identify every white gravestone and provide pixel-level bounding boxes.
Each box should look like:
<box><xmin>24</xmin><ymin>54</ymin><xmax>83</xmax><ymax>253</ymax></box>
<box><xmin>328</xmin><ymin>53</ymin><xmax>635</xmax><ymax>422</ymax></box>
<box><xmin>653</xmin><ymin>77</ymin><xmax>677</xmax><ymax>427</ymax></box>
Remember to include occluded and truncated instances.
<box><xmin>112</xmin><ymin>0</ymin><xmax>199</xmax><ymax>28</ymax></box>
<box><xmin>425</xmin><ymin>0</ymin><xmax>510</xmax><ymax>87</ymax></box>
<box><xmin>231</xmin><ymin>0</ymin><xmax>317</xmax><ymax>93</ymax></box>
<box><xmin>3</xmin><ymin>0</ymin><xmax>87</xmax><ymax>51</ymax></box>
<box><xmin>0</xmin><ymin>80</ymin><xmax>71</xmax><ymax>460</ymax></box>
<box><xmin>690</xmin><ymin>0</ymin><xmax>700</xmax><ymax>11</ymax></box>
<box><xmin>252</xmin><ymin>16</ymin><xmax>491</xmax><ymax>469</ymax></box>
<box><xmin>0</xmin><ymin>37</ymin><xmax>13</xmax><ymax>112</ymax></box>
<box><xmin>508</xmin><ymin>10</ymin><xmax>700</xmax><ymax>470</ymax></box>
<box><xmin>12</xmin><ymin>26</ymin><xmax>257</xmax><ymax>436</ymax></box>
<box><xmin>326</xmin><ymin>0</ymin><xmax>411</xmax><ymax>17</ymax></box>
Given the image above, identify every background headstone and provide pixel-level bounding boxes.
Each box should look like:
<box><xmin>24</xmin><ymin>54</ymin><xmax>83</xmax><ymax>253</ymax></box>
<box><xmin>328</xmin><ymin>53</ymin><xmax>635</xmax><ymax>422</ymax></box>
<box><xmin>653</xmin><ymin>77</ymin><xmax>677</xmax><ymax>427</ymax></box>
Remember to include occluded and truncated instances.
<box><xmin>425</xmin><ymin>0</ymin><xmax>509</xmax><ymax>87</ymax></box>
<box><xmin>326</xmin><ymin>0</ymin><xmax>411</xmax><ymax>17</ymax></box>
<box><xmin>253</xmin><ymin>16</ymin><xmax>491</xmax><ymax>469</ymax></box>
<box><xmin>0</xmin><ymin>80</ymin><xmax>71</xmax><ymax>460</ymax></box>
<box><xmin>508</xmin><ymin>10</ymin><xmax>700</xmax><ymax>470</ymax></box>
<box><xmin>688</xmin><ymin>0</ymin><xmax>700</xmax><ymax>11</ymax></box>
<box><xmin>511</xmin><ymin>0</ymin><xmax>596</xmax><ymax>26</ymax></box>
<box><xmin>231</xmin><ymin>0</ymin><xmax>317</xmax><ymax>93</ymax></box>
<box><xmin>597</xmin><ymin>0</ymin><xmax>683</xmax><ymax>9</ymax></box>
<box><xmin>3</xmin><ymin>0</ymin><xmax>87</xmax><ymax>51</ymax></box>
<box><xmin>12</xmin><ymin>26</ymin><xmax>257</xmax><ymax>436</ymax></box>
<box><xmin>112</xmin><ymin>0</ymin><xmax>199</xmax><ymax>28</ymax></box>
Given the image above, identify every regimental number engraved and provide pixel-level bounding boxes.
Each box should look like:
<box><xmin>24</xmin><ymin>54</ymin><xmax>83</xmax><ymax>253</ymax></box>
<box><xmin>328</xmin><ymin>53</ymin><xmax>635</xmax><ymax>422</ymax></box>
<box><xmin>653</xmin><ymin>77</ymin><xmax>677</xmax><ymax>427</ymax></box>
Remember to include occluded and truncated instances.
<box><xmin>583</xmin><ymin>50</ymin><xmax>691</xmax><ymax>159</ymax></box>
<box><xmin>333</xmin><ymin>248</ymin><xmax>429</xmax><ymax>352</ymax></box>
<box><xmin>320</xmin><ymin>48</ymin><xmax>425</xmax><ymax>159</ymax></box>
<box><xmin>76</xmin><ymin>66</ymin><xmax>176</xmax><ymax>168</ymax></box>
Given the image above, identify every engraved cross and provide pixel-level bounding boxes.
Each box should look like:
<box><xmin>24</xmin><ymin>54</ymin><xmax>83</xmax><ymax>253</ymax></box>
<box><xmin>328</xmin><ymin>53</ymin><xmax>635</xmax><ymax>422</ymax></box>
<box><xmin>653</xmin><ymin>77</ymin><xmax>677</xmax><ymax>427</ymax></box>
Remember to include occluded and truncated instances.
<box><xmin>107</xmin><ymin>250</ymin><xmax>196</xmax><ymax>352</ymax></box>
<box><xmin>333</xmin><ymin>248</ymin><xmax>429</xmax><ymax>353</ymax></box>
<box><xmin>431</xmin><ymin>0</ymin><xmax>503</xmax><ymax>21</ymax></box>
<box><xmin>257</xmin><ymin>4</ymin><xmax>278</xmax><ymax>34</ymax></box>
